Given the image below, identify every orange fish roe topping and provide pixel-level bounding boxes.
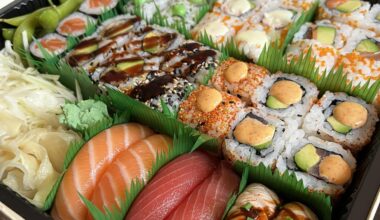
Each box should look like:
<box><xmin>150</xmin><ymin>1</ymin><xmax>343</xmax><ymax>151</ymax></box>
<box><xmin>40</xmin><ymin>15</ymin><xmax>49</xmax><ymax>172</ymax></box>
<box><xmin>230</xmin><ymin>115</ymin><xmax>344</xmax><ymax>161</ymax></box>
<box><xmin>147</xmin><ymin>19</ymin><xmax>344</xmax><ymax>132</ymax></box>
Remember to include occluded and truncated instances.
<box><xmin>178</xmin><ymin>85</ymin><xmax>244</xmax><ymax>138</ymax></box>
<box><xmin>211</xmin><ymin>58</ymin><xmax>269</xmax><ymax>103</ymax></box>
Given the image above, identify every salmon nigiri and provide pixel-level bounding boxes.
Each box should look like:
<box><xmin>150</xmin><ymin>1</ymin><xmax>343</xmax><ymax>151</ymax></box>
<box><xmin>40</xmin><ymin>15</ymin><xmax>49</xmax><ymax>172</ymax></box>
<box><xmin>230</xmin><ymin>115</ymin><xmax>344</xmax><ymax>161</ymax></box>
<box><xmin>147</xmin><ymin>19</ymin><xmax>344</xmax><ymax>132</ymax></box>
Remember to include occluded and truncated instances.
<box><xmin>125</xmin><ymin>151</ymin><xmax>218</xmax><ymax>220</ymax></box>
<box><xmin>87</xmin><ymin>134</ymin><xmax>172</xmax><ymax>219</ymax></box>
<box><xmin>51</xmin><ymin>123</ymin><xmax>154</xmax><ymax>220</ymax></box>
<box><xmin>167</xmin><ymin>161</ymin><xmax>240</xmax><ymax>220</ymax></box>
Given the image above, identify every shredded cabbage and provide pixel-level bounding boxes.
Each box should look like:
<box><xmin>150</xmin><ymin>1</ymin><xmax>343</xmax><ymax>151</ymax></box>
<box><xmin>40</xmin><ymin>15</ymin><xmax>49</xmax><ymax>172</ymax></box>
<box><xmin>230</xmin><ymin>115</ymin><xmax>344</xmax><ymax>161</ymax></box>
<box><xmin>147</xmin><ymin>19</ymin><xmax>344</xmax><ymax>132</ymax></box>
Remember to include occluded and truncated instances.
<box><xmin>0</xmin><ymin>41</ymin><xmax>80</xmax><ymax>208</ymax></box>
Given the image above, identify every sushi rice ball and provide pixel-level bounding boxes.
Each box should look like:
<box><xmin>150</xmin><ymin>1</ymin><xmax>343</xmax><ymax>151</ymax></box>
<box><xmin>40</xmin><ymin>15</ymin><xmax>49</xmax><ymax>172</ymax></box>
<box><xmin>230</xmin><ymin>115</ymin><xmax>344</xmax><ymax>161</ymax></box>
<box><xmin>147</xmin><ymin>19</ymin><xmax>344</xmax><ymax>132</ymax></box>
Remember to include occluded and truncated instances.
<box><xmin>303</xmin><ymin>92</ymin><xmax>378</xmax><ymax>153</ymax></box>
<box><xmin>277</xmin><ymin>135</ymin><xmax>356</xmax><ymax>197</ymax></box>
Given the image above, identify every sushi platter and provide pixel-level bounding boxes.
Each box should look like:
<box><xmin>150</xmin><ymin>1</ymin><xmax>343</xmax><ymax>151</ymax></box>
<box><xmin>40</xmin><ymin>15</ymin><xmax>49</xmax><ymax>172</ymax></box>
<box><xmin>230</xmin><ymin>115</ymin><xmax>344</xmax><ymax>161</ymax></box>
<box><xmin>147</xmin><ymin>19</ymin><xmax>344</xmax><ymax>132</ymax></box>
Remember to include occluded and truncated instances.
<box><xmin>0</xmin><ymin>0</ymin><xmax>380</xmax><ymax>219</ymax></box>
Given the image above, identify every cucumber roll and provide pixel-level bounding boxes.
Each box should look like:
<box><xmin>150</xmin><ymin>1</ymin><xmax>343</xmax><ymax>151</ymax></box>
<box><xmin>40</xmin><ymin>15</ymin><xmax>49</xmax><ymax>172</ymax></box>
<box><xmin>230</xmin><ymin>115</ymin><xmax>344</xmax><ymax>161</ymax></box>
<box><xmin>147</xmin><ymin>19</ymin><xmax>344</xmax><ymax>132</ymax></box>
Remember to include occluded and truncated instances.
<box><xmin>227</xmin><ymin>183</ymin><xmax>281</xmax><ymax>220</ymax></box>
<box><xmin>303</xmin><ymin>92</ymin><xmax>378</xmax><ymax>153</ymax></box>
<box><xmin>251</xmin><ymin>73</ymin><xmax>319</xmax><ymax>126</ymax></box>
<box><xmin>274</xmin><ymin>202</ymin><xmax>318</xmax><ymax>220</ymax></box>
<box><xmin>178</xmin><ymin>85</ymin><xmax>245</xmax><ymax>138</ymax></box>
<box><xmin>318</xmin><ymin>0</ymin><xmax>371</xmax><ymax>28</ymax></box>
<box><xmin>223</xmin><ymin>108</ymin><xmax>292</xmax><ymax>168</ymax></box>
<box><xmin>277</xmin><ymin>136</ymin><xmax>356</xmax><ymax>197</ymax></box>
<box><xmin>211</xmin><ymin>58</ymin><xmax>270</xmax><ymax>104</ymax></box>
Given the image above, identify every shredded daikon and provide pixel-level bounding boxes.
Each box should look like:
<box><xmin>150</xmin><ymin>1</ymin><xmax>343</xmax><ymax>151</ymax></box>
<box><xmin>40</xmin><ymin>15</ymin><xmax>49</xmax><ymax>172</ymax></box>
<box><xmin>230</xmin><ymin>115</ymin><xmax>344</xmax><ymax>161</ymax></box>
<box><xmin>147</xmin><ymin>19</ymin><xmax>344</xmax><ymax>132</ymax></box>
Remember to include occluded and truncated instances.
<box><xmin>0</xmin><ymin>41</ymin><xmax>80</xmax><ymax>208</ymax></box>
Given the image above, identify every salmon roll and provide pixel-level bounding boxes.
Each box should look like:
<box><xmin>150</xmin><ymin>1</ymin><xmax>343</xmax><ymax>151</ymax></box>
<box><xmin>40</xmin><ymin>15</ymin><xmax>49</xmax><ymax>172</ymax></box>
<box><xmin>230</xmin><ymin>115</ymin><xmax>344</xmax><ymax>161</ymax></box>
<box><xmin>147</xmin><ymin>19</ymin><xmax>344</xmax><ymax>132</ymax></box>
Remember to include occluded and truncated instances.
<box><xmin>276</xmin><ymin>136</ymin><xmax>356</xmax><ymax>197</ymax></box>
<box><xmin>275</xmin><ymin>202</ymin><xmax>318</xmax><ymax>220</ymax></box>
<box><xmin>318</xmin><ymin>0</ymin><xmax>371</xmax><ymax>28</ymax></box>
<box><xmin>302</xmin><ymin>92</ymin><xmax>378</xmax><ymax>154</ymax></box>
<box><xmin>129</xmin><ymin>73</ymin><xmax>196</xmax><ymax>113</ymax></box>
<box><xmin>191</xmin><ymin>11</ymin><xmax>244</xmax><ymax>45</ymax></box>
<box><xmin>223</xmin><ymin>108</ymin><xmax>293</xmax><ymax>168</ymax></box>
<box><xmin>160</xmin><ymin>40</ymin><xmax>219</xmax><ymax>83</ymax></box>
<box><xmin>251</xmin><ymin>73</ymin><xmax>319</xmax><ymax>126</ymax></box>
<box><xmin>178</xmin><ymin>85</ymin><xmax>245</xmax><ymax>138</ymax></box>
<box><xmin>227</xmin><ymin>183</ymin><xmax>281</xmax><ymax>220</ymax></box>
<box><xmin>79</xmin><ymin>0</ymin><xmax>119</xmax><ymax>15</ymax></box>
<box><xmin>30</xmin><ymin>33</ymin><xmax>67</xmax><ymax>59</ymax></box>
<box><xmin>56</xmin><ymin>12</ymin><xmax>96</xmax><ymax>37</ymax></box>
<box><xmin>211</xmin><ymin>58</ymin><xmax>269</xmax><ymax>104</ymax></box>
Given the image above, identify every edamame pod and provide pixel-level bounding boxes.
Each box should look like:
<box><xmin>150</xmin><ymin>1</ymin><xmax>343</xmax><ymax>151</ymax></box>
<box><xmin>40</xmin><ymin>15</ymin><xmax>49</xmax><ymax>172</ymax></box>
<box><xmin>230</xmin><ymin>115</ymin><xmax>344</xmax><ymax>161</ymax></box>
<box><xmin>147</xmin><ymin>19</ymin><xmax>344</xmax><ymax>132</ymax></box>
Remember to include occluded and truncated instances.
<box><xmin>0</xmin><ymin>14</ymin><xmax>29</xmax><ymax>26</ymax></box>
<box><xmin>2</xmin><ymin>28</ymin><xmax>15</xmax><ymax>40</ymax></box>
<box><xmin>38</xmin><ymin>0</ymin><xmax>84</xmax><ymax>31</ymax></box>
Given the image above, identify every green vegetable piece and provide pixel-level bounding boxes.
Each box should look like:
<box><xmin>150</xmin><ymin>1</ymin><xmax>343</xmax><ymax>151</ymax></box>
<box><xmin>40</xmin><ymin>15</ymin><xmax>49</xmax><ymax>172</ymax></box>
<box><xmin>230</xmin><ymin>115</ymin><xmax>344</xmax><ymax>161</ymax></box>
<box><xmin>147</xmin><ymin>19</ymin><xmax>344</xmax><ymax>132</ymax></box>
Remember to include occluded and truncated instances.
<box><xmin>241</xmin><ymin>203</ymin><xmax>253</xmax><ymax>211</ymax></box>
<box><xmin>316</xmin><ymin>26</ymin><xmax>336</xmax><ymax>45</ymax></box>
<box><xmin>254</xmin><ymin>140</ymin><xmax>272</xmax><ymax>150</ymax></box>
<box><xmin>2</xmin><ymin>28</ymin><xmax>15</xmax><ymax>40</ymax></box>
<box><xmin>327</xmin><ymin>116</ymin><xmax>352</xmax><ymax>134</ymax></box>
<box><xmin>143</xmin><ymin>32</ymin><xmax>164</xmax><ymax>54</ymax></box>
<box><xmin>266</xmin><ymin>95</ymin><xmax>289</xmax><ymax>109</ymax></box>
<box><xmin>0</xmin><ymin>13</ymin><xmax>29</xmax><ymax>26</ymax></box>
<box><xmin>294</xmin><ymin>144</ymin><xmax>321</xmax><ymax>172</ymax></box>
<box><xmin>59</xmin><ymin>99</ymin><xmax>110</xmax><ymax>133</ymax></box>
<box><xmin>38</xmin><ymin>0</ymin><xmax>84</xmax><ymax>31</ymax></box>
<box><xmin>134</xmin><ymin>0</ymin><xmax>147</xmax><ymax>5</ymax></box>
<box><xmin>73</xmin><ymin>44</ymin><xmax>98</xmax><ymax>55</ymax></box>
<box><xmin>355</xmin><ymin>39</ymin><xmax>380</xmax><ymax>53</ymax></box>
<box><xmin>189</xmin><ymin>0</ymin><xmax>206</xmax><ymax>5</ymax></box>
<box><xmin>116</xmin><ymin>60</ymin><xmax>144</xmax><ymax>71</ymax></box>
<box><xmin>376</xmin><ymin>13</ymin><xmax>380</xmax><ymax>21</ymax></box>
<box><xmin>336</xmin><ymin>1</ymin><xmax>362</xmax><ymax>13</ymax></box>
<box><xmin>285</xmin><ymin>217</ymin><xmax>294</xmax><ymax>220</ymax></box>
<box><xmin>172</xmin><ymin>4</ymin><xmax>187</xmax><ymax>18</ymax></box>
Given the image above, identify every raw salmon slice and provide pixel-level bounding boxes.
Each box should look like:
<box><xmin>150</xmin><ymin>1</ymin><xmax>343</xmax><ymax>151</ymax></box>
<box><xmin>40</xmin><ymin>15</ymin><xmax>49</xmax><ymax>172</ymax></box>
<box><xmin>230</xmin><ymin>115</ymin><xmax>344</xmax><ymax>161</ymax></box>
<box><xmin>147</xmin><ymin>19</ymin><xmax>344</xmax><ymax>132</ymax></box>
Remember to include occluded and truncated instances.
<box><xmin>51</xmin><ymin>123</ymin><xmax>154</xmax><ymax>220</ymax></box>
<box><xmin>87</xmin><ymin>134</ymin><xmax>172</xmax><ymax>219</ymax></box>
<box><xmin>167</xmin><ymin>161</ymin><xmax>240</xmax><ymax>220</ymax></box>
<box><xmin>39</xmin><ymin>38</ymin><xmax>66</xmax><ymax>52</ymax></box>
<box><xmin>59</xmin><ymin>18</ymin><xmax>86</xmax><ymax>34</ymax></box>
<box><xmin>125</xmin><ymin>151</ymin><xmax>218</xmax><ymax>220</ymax></box>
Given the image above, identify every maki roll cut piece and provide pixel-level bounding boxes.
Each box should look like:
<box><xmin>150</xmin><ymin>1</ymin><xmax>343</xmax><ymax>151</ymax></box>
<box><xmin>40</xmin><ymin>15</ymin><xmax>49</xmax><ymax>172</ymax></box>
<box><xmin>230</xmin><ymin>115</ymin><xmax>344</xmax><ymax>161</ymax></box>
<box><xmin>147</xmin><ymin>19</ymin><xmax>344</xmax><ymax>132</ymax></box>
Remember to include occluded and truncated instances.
<box><xmin>227</xmin><ymin>183</ymin><xmax>281</xmax><ymax>220</ymax></box>
<box><xmin>251</xmin><ymin>73</ymin><xmax>319</xmax><ymax>125</ymax></box>
<box><xmin>211</xmin><ymin>58</ymin><xmax>269</xmax><ymax>104</ymax></box>
<box><xmin>191</xmin><ymin>11</ymin><xmax>244</xmax><ymax>45</ymax></box>
<box><xmin>56</xmin><ymin>12</ymin><xmax>96</xmax><ymax>37</ymax></box>
<box><xmin>30</xmin><ymin>33</ymin><xmax>67</xmax><ymax>59</ymax></box>
<box><xmin>303</xmin><ymin>92</ymin><xmax>378</xmax><ymax>153</ymax></box>
<box><xmin>318</xmin><ymin>0</ymin><xmax>371</xmax><ymax>28</ymax></box>
<box><xmin>277</xmin><ymin>136</ymin><xmax>356</xmax><ymax>197</ymax></box>
<box><xmin>274</xmin><ymin>202</ymin><xmax>318</xmax><ymax>220</ymax></box>
<box><xmin>160</xmin><ymin>40</ymin><xmax>219</xmax><ymax>83</ymax></box>
<box><xmin>96</xmin><ymin>15</ymin><xmax>145</xmax><ymax>40</ymax></box>
<box><xmin>365</xmin><ymin>4</ymin><xmax>380</xmax><ymax>34</ymax></box>
<box><xmin>129</xmin><ymin>73</ymin><xmax>196</xmax><ymax>113</ymax></box>
<box><xmin>280</xmin><ymin>0</ymin><xmax>317</xmax><ymax>12</ymax></box>
<box><xmin>212</xmin><ymin>0</ymin><xmax>261</xmax><ymax>19</ymax></box>
<box><xmin>79</xmin><ymin>0</ymin><xmax>119</xmax><ymax>15</ymax></box>
<box><xmin>178</xmin><ymin>85</ymin><xmax>245</xmax><ymax>138</ymax></box>
<box><xmin>223</xmin><ymin>108</ymin><xmax>291</xmax><ymax>168</ymax></box>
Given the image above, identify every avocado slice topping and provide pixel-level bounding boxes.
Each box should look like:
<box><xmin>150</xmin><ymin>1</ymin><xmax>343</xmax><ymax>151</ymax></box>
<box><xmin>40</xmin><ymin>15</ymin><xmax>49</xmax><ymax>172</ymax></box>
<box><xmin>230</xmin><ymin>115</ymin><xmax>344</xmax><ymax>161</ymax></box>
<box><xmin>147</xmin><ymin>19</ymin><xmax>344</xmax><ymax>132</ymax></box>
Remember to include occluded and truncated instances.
<box><xmin>355</xmin><ymin>39</ymin><xmax>380</xmax><ymax>53</ymax></box>
<box><xmin>316</xmin><ymin>26</ymin><xmax>336</xmax><ymax>45</ymax></box>
<box><xmin>336</xmin><ymin>1</ymin><xmax>362</xmax><ymax>13</ymax></box>
<box><xmin>266</xmin><ymin>95</ymin><xmax>289</xmax><ymax>109</ymax></box>
<box><xmin>172</xmin><ymin>4</ymin><xmax>187</xmax><ymax>18</ymax></box>
<box><xmin>294</xmin><ymin>144</ymin><xmax>321</xmax><ymax>172</ymax></box>
<box><xmin>116</xmin><ymin>60</ymin><xmax>144</xmax><ymax>71</ymax></box>
<box><xmin>376</xmin><ymin>13</ymin><xmax>380</xmax><ymax>21</ymax></box>
<box><xmin>327</xmin><ymin>116</ymin><xmax>352</xmax><ymax>134</ymax></box>
<box><xmin>73</xmin><ymin>44</ymin><xmax>98</xmax><ymax>55</ymax></box>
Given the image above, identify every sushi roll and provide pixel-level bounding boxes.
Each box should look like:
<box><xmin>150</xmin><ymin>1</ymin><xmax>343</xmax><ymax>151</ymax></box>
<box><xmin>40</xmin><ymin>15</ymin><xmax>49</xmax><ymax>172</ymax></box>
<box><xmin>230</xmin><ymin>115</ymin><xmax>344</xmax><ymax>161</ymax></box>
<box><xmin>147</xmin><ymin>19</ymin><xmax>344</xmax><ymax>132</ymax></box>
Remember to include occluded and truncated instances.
<box><xmin>30</xmin><ymin>33</ymin><xmax>67</xmax><ymax>59</ymax></box>
<box><xmin>211</xmin><ymin>58</ymin><xmax>269</xmax><ymax>103</ymax></box>
<box><xmin>302</xmin><ymin>92</ymin><xmax>378</xmax><ymax>153</ymax></box>
<box><xmin>276</xmin><ymin>136</ymin><xmax>356</xmax><ymax>197</ymax></box>
<box><xmin>227</xmin><ymin>183</ymin><xmax>281</xmax><ymax>220</ymax></box>
<box><xmin>318</xmin><ymin>0</ymin><xmax>371</xmax><ymax>28</ymax></box>
<box><xmin>212</xmin><ymin>0</ymin><xmax>262</xmax><ymax>19</ymax></box>
<box><xmin>129</xmin><ymin>73</ymin><xmax>196</xmax><ymax>113</ymax></box>
<box><xmin>178</xmin><ymin>85</ymin><xmax>245</xmax><ymax>138</ymax></box>
<box><xmin>274</xmin><ymin>202</ymin><xmax>318</xmax><ymax>220</ymax></box>
<box><xmin>124</xmin><ymin>0</ymin><xmax>170</xmax><ymax>21</ymax></box>
<box><xmin>79</xmin><ymin>0</ymin><xmax>119</xmax><ymax>15</ymax></box>
<box><xmin>251</xmin><ymin>73</ymin><xmax>319</xmax><ymax>125</ymax></box>
<box><xmin>160</xmin><ymin>41</ymin><xmax>219</xmax><ymax>83</ymax></box>
<box><xmin>223</xmin><ymin>108</ymin><xmax>291</xmax><ymax>168</ymax></box>
<box><xmin>364</xmin><ymin>4</ymin><xmax>380</xmax><ymax>34</ymax></box>
<box><xmin>56</xmin><ymin>12</ymin><xmax>96</xmax><ymax>37</ymax></box>
<box><xmin>191</xmin><ymin>11</ymin><xmax>244</xmax><ymax>45</ymax></box>
<box><xmin>96</xmin><ymin>15</ymin><xmax>145</xmax><ymax>40</ymax></box>
<box><xmin>280</xmin><ymin>0</ymin><xmax>316</xmax><ymax>12</ymax></box>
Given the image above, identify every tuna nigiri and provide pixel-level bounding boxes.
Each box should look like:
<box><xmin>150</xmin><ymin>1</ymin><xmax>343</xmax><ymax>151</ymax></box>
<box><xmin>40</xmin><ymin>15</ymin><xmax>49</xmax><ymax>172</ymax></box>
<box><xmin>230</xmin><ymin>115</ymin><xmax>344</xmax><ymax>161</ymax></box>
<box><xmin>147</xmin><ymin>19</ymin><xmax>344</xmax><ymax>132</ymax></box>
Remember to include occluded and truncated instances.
<box><xmin>52</xmin><ymin>123</ymin><xmax>154</xmax><ymax>220</ymax></box>
<box><xmin>125</xmin><ymin>151</ymin><xmax>218</xmax><ymax>220</ymax></box>
<box><xmin>167</xmin><ymin>161</ymin><xmax>240</xmax><ymax>220</ymax></box>
<box><xmin>88</xmin><ymin>134</ymin><xmax>172</xmax><ymax>218</ymax></box>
